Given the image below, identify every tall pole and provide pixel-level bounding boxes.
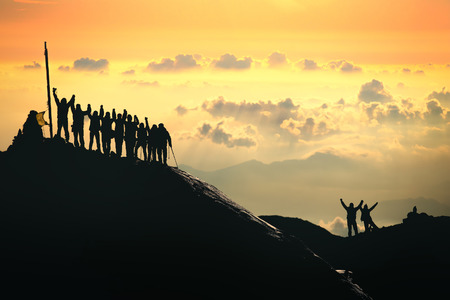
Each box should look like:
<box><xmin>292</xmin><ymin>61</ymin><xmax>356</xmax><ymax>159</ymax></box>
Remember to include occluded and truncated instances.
<box><xmin>44</xmin><ymin>41</ymin><xmax>53</xmax><ymax>137</ymax></box>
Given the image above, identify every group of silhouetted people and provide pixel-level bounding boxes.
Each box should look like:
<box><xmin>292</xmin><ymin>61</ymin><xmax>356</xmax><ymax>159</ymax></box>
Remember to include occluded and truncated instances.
<box><xmin>52</xmin><ymin>87</ymin><xmax>172</xmax><ymax>163</ymax></box>
<box><xmin>340</xmin><ymin>198</ymin><xmax>379</xmax><ymax>237</ymax></box>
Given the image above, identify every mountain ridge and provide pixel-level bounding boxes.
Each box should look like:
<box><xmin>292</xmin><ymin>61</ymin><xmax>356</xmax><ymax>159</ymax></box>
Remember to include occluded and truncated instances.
<box><xmin>260</xmin><ymin>214</ymin><xmax>450</xmax><ymax>299</ymax></box>
<box><xmin>0</xmin><ymin>138</ymin><xmax>370</xmax><ymax>298</ymax></box>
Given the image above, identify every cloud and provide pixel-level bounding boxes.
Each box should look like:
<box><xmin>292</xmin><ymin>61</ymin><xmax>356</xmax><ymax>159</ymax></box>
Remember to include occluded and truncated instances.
<box><xmin>122</xmin><ymin>69</ymin><xmax>135</xmax><ymax>75</ymax></box>
<box><xmin>267</xmin><ymin>52</ymin><xmax>287</xmax><ymax>67</ymax></box>
<box><xmin>297</xmin><ymin>59</ymin><xmax>320</xmax><ymax>70</ymax></box>
<box><xmin>201</xmin><ymin>97</ymin><xmax>299</xmax><ymax>128</ymax></box>
<box><xmin>23</xmin><ymin>61</ymin><xmax>41</xmax><ymax>69</ymax></box>
<box><xmin>358</xmin><ymin>79</ymin><xmax>393</xmax><ymax>103</ymax></box>
<box><xmin>175</xmin><ymin>105</ymin><xmax>197</xmax><ymax>116</ymax></box>
<box><xmin>58</xmin><ymin>65</ymin><xmax>70</xmax><ymax>72</ymax></box>
<box><xmin>122</xmin><ymin>80</ymin><xmax>159</xmax><ymax>87</ymax></box>
<box><xmin>427</xmin><ymin>87</ymin><xmax>450</xmax><ymax>105</ymax></box>
<box><xmin>213</xmin><ymin>54</ymin><xmax>252</xmax><ymax>70</ymax></box>
<box><xmin>328</xmin><ymin>60</ymin><xmax>362</xmax><ymax>73</ymax></box>
<box><xmin>319</xmin><ymin>216</ymin><xmax>364</xmax><ymax>237</ymax></box>
<box><xmin>73</xmin><ymin>57</ymin><xmax>109</xmax><ymax>71</ymax></box>
<box><xmin>147</xmin><ymin>54</ymin><xmax>200</xmax><ymax>72</ymax></box>
<box><xmin>424</xmin><ymin>100</ymin><xmax>446</xmax><ymax>124</ymax></box>
<box><xmin>197</xmin><ymin>121</ymin><xmax>256</xmax><ymax>148</ymax></box>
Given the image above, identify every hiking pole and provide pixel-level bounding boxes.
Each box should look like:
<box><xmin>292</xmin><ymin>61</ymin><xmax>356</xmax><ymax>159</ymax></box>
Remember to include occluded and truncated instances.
<box><xmin>170</xmin><ymin>146</ymin><xmax>178</xmax><ymax>168</ymax></box>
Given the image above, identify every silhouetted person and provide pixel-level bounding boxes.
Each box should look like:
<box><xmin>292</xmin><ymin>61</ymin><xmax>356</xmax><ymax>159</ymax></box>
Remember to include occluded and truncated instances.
<box><xmin>404</xmin><ymin>206</ymin><xmax>430</xmax><ymax>224</ymax></box>
<box><xmin>53</xmin><ymin>88</ymin><xmax>74</xmax><ymax>142</ymax></box>
<box><xmin>135</xmin><ymin>122</ymin><xmax>147</xmax><ymax>161</ymax></box>
<box><xmin>124</xmin><ymin>115</ymin><xmax>139</xmax><ymax>158</ymax></box>
<box><xmin>112</xmin><ymin>109</ymin><xmax>127</xmax><ymax>157</ymax></box>
<box><xmin>340</xmin><ymin>198</ymin><xmax>363</xmax><ymax>237</ymax></box>
<box><xmin>70</xmin><ymin>103</ymin><xmax>91</xmax><ymax>148</ymax></box>
<box><xmin>88</xmin><ymin>106</ymin><xmax>103</xmax><ymax>151</ymax></box>
<box><xmin>101</xmin><ymin>111</ymin><xmax>114</xmax><ymax>156</ymax></box>
<box><xmin>155</xmin><ymin>123</ymin><xmax>172</xmax><ymax>165</ymax></box>
<box><xmin>145</xmin><ymin>119</ymin><xmax>157</xmax><ymax>162</ymax></box>
<box><xmin>11</xmin><ymin>110</ymin><xmax>44</xmax><ymax>149</ymax></box>
<box><xmin>360</xmin><ymin>202</ymin><xmax>379</xmax><ymax>233</ymax></box>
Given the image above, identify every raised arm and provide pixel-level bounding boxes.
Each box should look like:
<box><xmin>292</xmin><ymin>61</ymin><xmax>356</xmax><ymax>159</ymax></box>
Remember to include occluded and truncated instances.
<box><xmin>145</xmin><ymin>117</ymin><xmax>150</xmax><ymax>132</ymax></box>
<box><xmin>340</xmin><ymin>198</ymin><xmax>347</xmax><ymax>210</ymax></box>
<box><xmin>84</xmin><ymin>104</ymin><xmax>91</xmax><ymax>116</ymax></box>
<box><xmin>370</xmin><ymin>202</ymin><xmax>378</xmax><ymax>211</ymax></box>
<box><xmin>112</xmin><ymin>108</ymin><xmax>116</xmax><ymax>120</ymax></box>
<box><xmin>99</xmin><ymin>105</ymin><xmax>104</xmax><ymax>118</ymax></box>
<box><xmin>52</xmin><ymin>87</ymin><xmax>60</xmax><ymax>106</ymax></box>
<box><xmin>356</xmin><ymin>200</ymin><xmax>364</xmax><ymax>210</ymax></box>
<box><xmin>68</xmin><ymin>94</ymin><xmax>75</xmax><ymax>107</ymax></box>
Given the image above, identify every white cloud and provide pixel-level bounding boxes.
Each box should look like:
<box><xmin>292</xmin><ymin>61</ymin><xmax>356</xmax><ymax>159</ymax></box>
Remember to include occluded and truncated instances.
<box><xmin>319</xmin><ymin>216</ymin><xmax>364</xmax><ymax>236</ymax></box>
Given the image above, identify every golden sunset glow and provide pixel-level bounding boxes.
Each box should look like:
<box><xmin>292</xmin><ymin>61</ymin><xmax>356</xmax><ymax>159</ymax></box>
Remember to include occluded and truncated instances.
<box><xmin>1</xmin><ymin>0</ymin><xmax>449</xmax><ymax>228</ymax></box>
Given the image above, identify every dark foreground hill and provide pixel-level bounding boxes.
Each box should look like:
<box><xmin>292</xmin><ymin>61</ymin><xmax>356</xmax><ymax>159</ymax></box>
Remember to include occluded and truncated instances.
<box><xmin>261</xmin><ymin>215</ymin><xmax>450</xmax><ymax>299</ymax></box>
<box><xmin>0</xmin><ymin>138</ymin><xmax>370</xmax><ymax>299</ymax></box>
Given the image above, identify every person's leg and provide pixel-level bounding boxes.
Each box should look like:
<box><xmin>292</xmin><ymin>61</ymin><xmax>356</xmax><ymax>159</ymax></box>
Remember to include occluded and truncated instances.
<box><xmin>89</xmin><ymin>132</ymin><xmax>94</xmax><ymax>150</ymax></box>
<box><xmin>63</xmin><ymin>120</ymin><xmax>70</xmax><ymax>142</ymax></box>
<box><xmin>347</xmin><ymin>219</ymin><xmax>352</xmax><ymax>237</ymax></box>
<box><xmin>353</xmin><ymin>221</ymin><xmax>359</xmax><ymax>235</ymax></box>
<box><xmin>163</xmin><ymin>146</ymin><xmax>167</xmax><ymax>165</ymax></box>
<box><xmin>56</xmin><ymin>119</ymin><xmax>62</xmax><ymax>138</ymax></box>
<box><xmin>73</xmin><ymin>130</ymin><xmax>80</xmax><ymax>147</ymax></box>
<box><xmin>79</xmin><ymin>128</ymin><xmax>85</xmax><ymax>148</ymax></box>
<box><xmin>95</xmin><ymin>132</ymin><xmax>101</xmax><ymax>151</ymax></box>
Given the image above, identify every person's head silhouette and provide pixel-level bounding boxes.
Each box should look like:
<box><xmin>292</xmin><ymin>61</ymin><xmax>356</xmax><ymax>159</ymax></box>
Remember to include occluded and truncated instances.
<box><xmin>363</xmin><ymin>204</ymin><xmax>368</xmax><ymax>209</ymax></box>
<box><xmin>127</xmin><ymin>115</ymin><xmax>132</xmax><ymax>122</ymax></box>
<box><xmin>158</xmin><ymin>123</ymin><xmax>164</xmax><ymax>129</ymax></box>
<box><xmin>93</xmin><ymin>111</ymin><xmax>98</xmax><ymax>117</ymax></box>
<box><xmin>76</xmin><ymin>104</ymin><xmax>81</xmax><ymax>111</ymax></box>
<box><xmin>349</xmin><ymin>203</ymin><xmax>354</xmax><ymax>208</ymax></box>
<box><xmin>105</xmin><ymin>112</ymin><xmax>110</xmax><ymax>119</ymax></box>
<box><xmin>61</xmin><ymin>98</ymin><xmax>67</xmax><ymax>105</ymax></box>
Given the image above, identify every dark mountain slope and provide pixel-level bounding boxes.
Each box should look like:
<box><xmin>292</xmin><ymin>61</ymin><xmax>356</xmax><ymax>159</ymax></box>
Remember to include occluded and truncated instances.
<box><xmin>261</xmin><ymin>215</ymin><xmax>450</xmax><ymax>299</ymax></box>
<box><xmin>0</xmin><ymin>139</ymin><xmax>370</xmax><ymax>299</ymax></box>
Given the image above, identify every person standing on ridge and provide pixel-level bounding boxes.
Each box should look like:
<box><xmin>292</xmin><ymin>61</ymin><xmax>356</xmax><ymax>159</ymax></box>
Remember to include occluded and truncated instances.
<box><xmin>112</xmin><ymin>108</ymin><xmax>127</xmax><ymax>157</ymax></box>
<box><xmin>155</xmin><ymin>123</ymin><xmax>172</xmax><ymax>165</ymax></box>
<box><xmin>100</xmin><ymin>111</ymin><xmax>114</xmax><ymax>156</ymax></box>
<box><xmin>135</xmin><ymin>122</ymin><xmax>148</xmax><ymax>161</ymax></box>
<box><xmin>71</xmin><ymin>103</ymin><xmax>91</xmax><ymax>148</ymax></box>
<box><xmin>53</xmin><ymin>87</ymin><xmax>75</xmax><ymax>142</ymax></box>
<box><xmin>88</xmin><ymin>105</ymin><xmax>103</xmax><ymax>152</ymax></box>
<box><xmin>124</xmin><ymin>115</ymin><xmax>139</xmax><ymax>158</ymax></box>
<box><xmin>145</xmin><ymin>118</ymin><xmax>157</xmax><ymax>162</ymax></box>
<box><xmin>360</xmin><ymin>202</ymin><xmax>379</xmax><ymax>233</ymax></box>
<box><xmin>340</xmin><ymin>198</ymin><xmax>364</xmax><ymax>237</ymax></box>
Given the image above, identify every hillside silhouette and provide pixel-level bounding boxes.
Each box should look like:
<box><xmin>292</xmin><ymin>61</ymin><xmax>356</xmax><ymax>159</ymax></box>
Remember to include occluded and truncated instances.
<box><xmin>261</xmin><ymin>215</ymin><xmax>450</xmax><ymax>299</ymax></box>
<box><xmin>0</xmin><ymin>138</ymin><xmax>370</xmax><ymax>299</ymax></box>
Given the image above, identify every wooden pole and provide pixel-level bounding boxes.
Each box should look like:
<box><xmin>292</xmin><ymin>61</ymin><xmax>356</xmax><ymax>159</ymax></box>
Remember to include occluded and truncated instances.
<box><xmin>44</xmin><ymin>41</ymin><xmax>53</xmax><ymax>137</ymax></box>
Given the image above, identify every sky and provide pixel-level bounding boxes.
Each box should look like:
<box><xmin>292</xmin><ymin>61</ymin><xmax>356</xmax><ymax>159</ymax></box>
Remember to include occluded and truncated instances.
<box><xmin>1</xmin><ymin>0</ymin><xmax>449</xmax><ymax>233</ymax></box>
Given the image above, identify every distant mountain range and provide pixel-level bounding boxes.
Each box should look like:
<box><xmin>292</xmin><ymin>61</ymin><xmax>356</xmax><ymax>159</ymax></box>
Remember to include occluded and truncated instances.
<box><xmin>181</xmin><ymin>154</ymin><xmax>450</xmax><ymax>229</ymax></box>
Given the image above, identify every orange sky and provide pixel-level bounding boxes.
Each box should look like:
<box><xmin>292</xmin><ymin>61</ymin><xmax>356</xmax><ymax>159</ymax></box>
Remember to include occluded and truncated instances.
<box><xmin>1</xmin><ymin>0</ymin><xmax>449</xmax><ymax>63</ymax></box>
